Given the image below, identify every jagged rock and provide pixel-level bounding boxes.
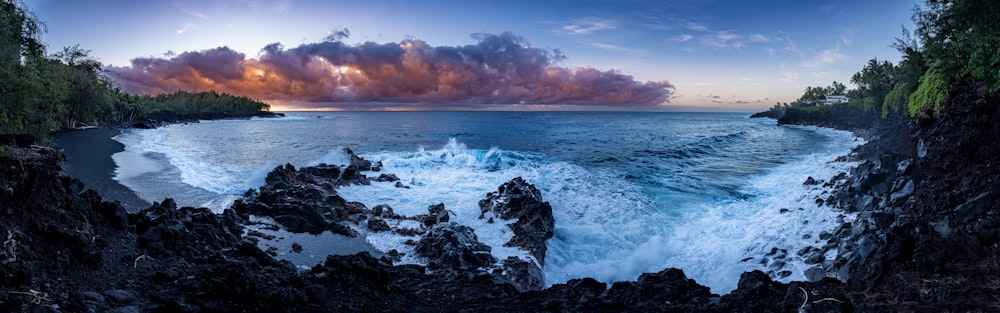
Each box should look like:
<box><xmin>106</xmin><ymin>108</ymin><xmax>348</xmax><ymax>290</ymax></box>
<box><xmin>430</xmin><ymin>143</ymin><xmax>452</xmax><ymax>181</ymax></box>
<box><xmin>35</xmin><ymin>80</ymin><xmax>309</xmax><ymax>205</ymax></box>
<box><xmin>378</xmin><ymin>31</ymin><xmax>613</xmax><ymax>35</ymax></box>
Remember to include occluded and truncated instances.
<box><xmin>604</xmin><ymin>268</ymin><xmax>717</xmax><ymax>310</ymax></box>
<box><xmin>345</xmin><ymin>148</ymin><xmax>372</xmax><ymax>171</ymax></box>
<box><xmin>372</xmin><ymin>204</ymin><xmax>397</xmax><ymax>218</ymax></box>
<box><xmin>414</xmin><ymin>222</ymin><xmax>496</xmax><ymax>272</ymax></box>
<box><xmin>804</xmin><ymin>251</ymin><xmax>825</xmax><ymax>264</ymax></box>
<box><xmin>889</xmin><ymin>178</ymin><xmax>914</xmax><ymax>204</ymax></box>
<box><xmin>367</xmin><ymin>218</ymin><xmax>390</xmax><ymax>232</ymax></box>
<box><xmin>375</xmin><ymin>173</ymin><xmax>400</xmax><ymax>182</ymax></box>
<box><xmin>804</xmin><ymin>267</ymin><xmax>826</xmax><ymax>282</ymax></box>
<box><xmin>418</xmin><ymin>203</ymin><xmax>449</xmax><ymax>227</ymax></box>
<box><xmin>478</xmin><ymin>177</ymin><xmax>555</xmax><ymax>266</ymax></box>
<box><xmin>232</xmin><ymin>157</ymin><xmax>386</xmax><ymax>235</ymax></box>
<box><xmin>502</xmin><ymin>256</ymin><xmax>545</xmax><ymax>291</ymax></box>
<box><xmin>804</xmin><ymin>176</ymin><xmax>818</xmax><ymax>185</ymax></box>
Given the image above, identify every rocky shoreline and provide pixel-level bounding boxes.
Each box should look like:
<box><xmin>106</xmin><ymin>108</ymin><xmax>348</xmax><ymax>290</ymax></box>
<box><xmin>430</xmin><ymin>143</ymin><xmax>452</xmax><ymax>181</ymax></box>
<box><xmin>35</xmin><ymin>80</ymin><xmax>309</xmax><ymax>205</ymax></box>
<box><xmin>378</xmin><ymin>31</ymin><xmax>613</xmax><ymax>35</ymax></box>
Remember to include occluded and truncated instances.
<box><xmin>2</xmin><ymin>86</ymin><xmax>998</xmax><ymax>311</ymax></box>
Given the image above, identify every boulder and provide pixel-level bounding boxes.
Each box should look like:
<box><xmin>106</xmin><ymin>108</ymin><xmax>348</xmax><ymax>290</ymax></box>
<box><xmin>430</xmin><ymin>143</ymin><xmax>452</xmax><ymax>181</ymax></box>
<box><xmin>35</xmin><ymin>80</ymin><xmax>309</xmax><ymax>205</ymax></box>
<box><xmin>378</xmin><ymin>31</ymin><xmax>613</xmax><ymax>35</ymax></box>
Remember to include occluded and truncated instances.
<box><xmin>414</xmin><ymin>222</ymin><xmax>496</xmax><ymax>272</ymax></box>
<box><xmin>889</xmin><ymin>178</ymin><xmax>914</xmax><ymax>204</ymax></box>
<box><xmin>502</xmin><ymin>256</ymin><xmax>545</xmax><ymax>291</ymax></box>
<box><xmin>478</xmin><ymin>177</ymin><xmax>555</xmax><ymax>266</ymax></box>
<box><xmin>345</xmin><ymin>148</ymin><xmax>372</xmax><ymax>171</ymax></box>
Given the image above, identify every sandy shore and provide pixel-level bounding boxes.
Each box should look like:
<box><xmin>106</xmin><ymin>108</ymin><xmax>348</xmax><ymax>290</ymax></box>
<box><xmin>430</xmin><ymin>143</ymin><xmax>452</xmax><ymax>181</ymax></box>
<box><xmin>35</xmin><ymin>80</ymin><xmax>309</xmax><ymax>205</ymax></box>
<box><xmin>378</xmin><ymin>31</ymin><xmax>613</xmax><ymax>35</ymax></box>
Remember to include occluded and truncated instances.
<box><xmin>55</xmin><ymin>127</ymin><xmax>151</xmax><ymax>212</ymax></box>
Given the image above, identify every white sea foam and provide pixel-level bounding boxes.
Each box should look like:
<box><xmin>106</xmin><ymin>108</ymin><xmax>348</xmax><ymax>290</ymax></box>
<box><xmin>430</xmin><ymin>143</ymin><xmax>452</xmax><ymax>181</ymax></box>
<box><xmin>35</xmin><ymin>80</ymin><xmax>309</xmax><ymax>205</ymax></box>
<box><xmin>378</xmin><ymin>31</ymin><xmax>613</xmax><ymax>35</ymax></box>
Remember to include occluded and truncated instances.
<box><xmin>111</xmin><ymin>130</ymin><xmax>166</xmax><ymax>181</ymax></box>
<box><xmin>338</xmin><ymin>138</ymin><xmax>547</xmax><ymax>267</ymax></box>
<box><xmin>340</xmin><ymin>128</ymin><xmax>861</xmax><ymax>294</ymax></box>
<box><xmin>112</xmin><ymin>125</ymin><xmax>281</xmax><ymax>211</ymax></box>
<box><xmin>111</xmin><ymin>114</ymin><xmax>863</xmax><ymax>295</ymax></box>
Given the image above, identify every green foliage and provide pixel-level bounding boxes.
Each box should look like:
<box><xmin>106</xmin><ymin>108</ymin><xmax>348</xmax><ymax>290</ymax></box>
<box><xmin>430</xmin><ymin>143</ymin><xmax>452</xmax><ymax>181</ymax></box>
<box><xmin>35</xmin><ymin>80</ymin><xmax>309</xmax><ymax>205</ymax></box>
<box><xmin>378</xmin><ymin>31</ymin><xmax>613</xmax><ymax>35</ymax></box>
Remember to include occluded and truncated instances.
<box><xmin>137</xmin><ymin>90</ymin><xmax>271</xmax><ymax>116</ymax></box>
<box><xmin>908</xmin><ymin>69</ymin><xmax>948</xmax><ymax>118</ymax></box>
<box><xmin>0</xmin><ymin>1</ymin><xmax>271</xmax><ymax>143</ymax></box>
<box><xmin>849</xmin><ymin>59</ymin><xmax>896</xmax><ymax>113</ymax></box>
<box><xmin>883</xmin><ymin>81</ymin><xmax>912</xmax><ymax>118</ymax></box>
<box><xmin>793</xmin><ymin>81</ymin><xmax>847</xmax><ymax>107</ymax></box>
<box><xmin>915</xmin><ymin>0</ymin><xmax>1000</xmax><ymax>94</ymax></box>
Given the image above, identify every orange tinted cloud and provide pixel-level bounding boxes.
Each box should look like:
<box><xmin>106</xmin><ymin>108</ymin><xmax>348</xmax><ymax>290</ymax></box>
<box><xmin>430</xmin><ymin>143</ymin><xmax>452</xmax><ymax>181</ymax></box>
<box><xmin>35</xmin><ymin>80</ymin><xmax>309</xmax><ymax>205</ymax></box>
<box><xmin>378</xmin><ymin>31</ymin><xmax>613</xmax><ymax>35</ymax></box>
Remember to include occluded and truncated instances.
<box><xmin>109</xmin><ymin>32</ymin><xmax>675</xmax><ymax>109</ymax></box>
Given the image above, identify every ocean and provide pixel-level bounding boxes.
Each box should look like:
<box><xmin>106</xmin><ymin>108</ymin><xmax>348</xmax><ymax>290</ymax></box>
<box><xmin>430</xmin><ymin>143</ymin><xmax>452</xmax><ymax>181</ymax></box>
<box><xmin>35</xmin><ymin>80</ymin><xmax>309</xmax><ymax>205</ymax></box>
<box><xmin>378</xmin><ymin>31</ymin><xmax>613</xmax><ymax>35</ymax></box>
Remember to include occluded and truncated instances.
<box><xmin>110</xmin><ymin>111</ymin><xmax>861</xmax><ymax>293</ymax></box>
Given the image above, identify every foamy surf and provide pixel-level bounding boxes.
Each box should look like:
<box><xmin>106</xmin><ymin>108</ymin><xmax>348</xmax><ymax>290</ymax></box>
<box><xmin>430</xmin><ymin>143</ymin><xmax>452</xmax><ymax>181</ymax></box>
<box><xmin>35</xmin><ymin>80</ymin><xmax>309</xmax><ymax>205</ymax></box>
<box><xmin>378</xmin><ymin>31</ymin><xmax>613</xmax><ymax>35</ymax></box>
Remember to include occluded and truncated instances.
<box><xmin>107</xmin><ymin>112</ymin><xmax>863</xmax><ymax>294</ymax></box>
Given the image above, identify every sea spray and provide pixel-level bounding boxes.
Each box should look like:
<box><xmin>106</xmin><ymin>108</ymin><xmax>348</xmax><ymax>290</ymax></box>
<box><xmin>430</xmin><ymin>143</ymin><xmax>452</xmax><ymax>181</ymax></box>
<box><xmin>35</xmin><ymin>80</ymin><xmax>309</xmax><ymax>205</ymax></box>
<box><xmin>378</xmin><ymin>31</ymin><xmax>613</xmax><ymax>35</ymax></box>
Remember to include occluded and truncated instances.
<box><xmin>108</xmin><ymin>112</ymin><xmax>862</xmax><ymax>294</ymax></box>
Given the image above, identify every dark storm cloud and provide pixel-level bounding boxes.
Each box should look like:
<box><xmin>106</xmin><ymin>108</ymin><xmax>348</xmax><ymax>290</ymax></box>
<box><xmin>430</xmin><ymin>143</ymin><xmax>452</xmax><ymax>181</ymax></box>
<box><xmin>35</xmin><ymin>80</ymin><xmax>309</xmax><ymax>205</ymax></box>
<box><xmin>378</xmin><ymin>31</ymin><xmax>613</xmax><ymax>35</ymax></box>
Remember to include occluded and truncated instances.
<box><xmin>108</xmin><ymin>32</ymin><xmax>675</xmax><ymax>108</ymax></box>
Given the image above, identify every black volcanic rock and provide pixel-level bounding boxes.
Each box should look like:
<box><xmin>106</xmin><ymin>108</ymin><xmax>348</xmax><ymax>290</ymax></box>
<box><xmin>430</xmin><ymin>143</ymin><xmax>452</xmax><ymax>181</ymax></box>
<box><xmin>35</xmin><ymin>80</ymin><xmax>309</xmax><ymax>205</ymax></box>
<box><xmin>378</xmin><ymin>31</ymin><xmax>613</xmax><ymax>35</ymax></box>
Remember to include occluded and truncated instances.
<box><xmin>414</xmin><ymin>222</ymin><xmax>496</xmax><ymax>272</ymax></box>
<box><xmin>233</xmin><ymin>161</ymin><xmax>376</xmax><ymax>235</ymax></box>
<box><xmin>478</xmin><ymin>177</ymin><xmax>555</xmax><ymax>266</ymax></box>
<box><xmin>11</xmin><ymin>78</ymin><xmax>1000</xmax><ymax>312</ymax></box>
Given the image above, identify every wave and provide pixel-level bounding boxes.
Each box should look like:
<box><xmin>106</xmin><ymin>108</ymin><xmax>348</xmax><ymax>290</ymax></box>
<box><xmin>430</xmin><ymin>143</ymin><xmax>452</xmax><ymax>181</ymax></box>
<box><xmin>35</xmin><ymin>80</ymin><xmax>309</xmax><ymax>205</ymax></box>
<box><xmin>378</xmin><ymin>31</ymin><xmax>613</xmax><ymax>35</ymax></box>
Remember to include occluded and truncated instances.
<box><xmin>111</xmin><ymin>115</ymin><xmax>864</xmax><ymax>295</ymax></box>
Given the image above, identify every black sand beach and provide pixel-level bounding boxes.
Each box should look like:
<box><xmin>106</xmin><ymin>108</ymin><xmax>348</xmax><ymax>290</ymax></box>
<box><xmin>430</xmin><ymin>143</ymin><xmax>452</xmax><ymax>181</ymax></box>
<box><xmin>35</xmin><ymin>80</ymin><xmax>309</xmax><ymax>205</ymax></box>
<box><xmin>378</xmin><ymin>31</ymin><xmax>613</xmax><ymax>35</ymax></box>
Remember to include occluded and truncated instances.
<box><xmin>55</xmin><ymin>127</ymin><xmax>151</xmax><ymax>212</ymax></box>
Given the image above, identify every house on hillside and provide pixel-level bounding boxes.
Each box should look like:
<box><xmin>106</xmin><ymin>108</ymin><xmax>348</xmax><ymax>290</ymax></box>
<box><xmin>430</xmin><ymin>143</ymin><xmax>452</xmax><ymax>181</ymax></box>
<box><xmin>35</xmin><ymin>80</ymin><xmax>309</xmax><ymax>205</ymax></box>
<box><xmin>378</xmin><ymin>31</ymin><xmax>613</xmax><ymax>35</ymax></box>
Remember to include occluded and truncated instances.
<box><xmin>822</xmin><ymin>95</ymin><xmax>849</xmax><ymax>105</ymax></box>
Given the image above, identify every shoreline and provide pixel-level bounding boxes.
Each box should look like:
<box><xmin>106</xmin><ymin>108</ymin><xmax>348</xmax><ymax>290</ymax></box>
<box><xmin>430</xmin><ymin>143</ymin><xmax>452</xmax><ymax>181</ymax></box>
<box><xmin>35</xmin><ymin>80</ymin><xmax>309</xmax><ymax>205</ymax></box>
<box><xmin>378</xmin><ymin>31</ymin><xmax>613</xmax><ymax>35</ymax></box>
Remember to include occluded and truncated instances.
<box><xmin>12</xmin><ymin>103</ymin><xmax>992</xmax><ymax>311</ymax></box>
<box><xmin>61</xmin><ymin>113</ymin><xmax>867</xmax><ymax>287</ymax></box>
<box><xmin>54</xmin><ymin>127</ymin><xmax>152</xmax><ymax>212</ymax></box>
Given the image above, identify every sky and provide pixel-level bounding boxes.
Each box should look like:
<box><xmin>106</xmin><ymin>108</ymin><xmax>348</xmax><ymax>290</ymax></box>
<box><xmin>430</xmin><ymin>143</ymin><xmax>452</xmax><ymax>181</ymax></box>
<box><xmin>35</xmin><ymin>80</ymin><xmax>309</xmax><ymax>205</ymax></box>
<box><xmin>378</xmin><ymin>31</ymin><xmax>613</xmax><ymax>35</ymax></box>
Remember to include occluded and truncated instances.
<box><xmin>25</xmin><ymin>0</ymin><xmax>920</xmax><ymax>111</ymax></box>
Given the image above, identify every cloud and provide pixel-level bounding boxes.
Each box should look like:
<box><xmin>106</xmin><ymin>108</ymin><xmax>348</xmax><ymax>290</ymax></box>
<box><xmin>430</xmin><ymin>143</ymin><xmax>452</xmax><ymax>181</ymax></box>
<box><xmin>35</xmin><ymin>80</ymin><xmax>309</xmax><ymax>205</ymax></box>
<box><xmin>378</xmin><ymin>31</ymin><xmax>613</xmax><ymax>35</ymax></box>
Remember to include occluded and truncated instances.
<box><xmin>684</xmin><ymin>22</ymin><xmax>708</xmax><ymax>32</ymax></box>
<box><xmin>748</xmin><ymin>34</ymin><xmax>770</xmax><ymax>42</ymax></box>
<box><xmin>778</xmin><ymin>32</ymin><xmax>805</xmax><ymax>58</ymax></box>
<box><xmin>174</xmin><ymin>3</ymin><xmax>209</xmax><ymax>19</ymax></box>
<box><xmin>588</xmin><ymin>43</ymin><xmax>624</xmax><ymax>51</ymax></box>
<box><xmin>246</xmin><ymin>0</ymin><xmax>290</xmax><ymax>14</ymax></box>
<box><xmin>801</xmin><ymin>49</ymin><xmax>847</xmax><ymax>67</ymax></box>
<box><xmin>108</xmin><ymin>32</ymin><xmax>675</xmax><ymax>109</ymax></box>
<box><xmin>561</xmin><ymin>17</ymin><xmax>617</xmax><ymax>35</ymax></box>
<box><xmin>673</xmin><ymin>33</ymin><xmax>694</xmax><ymax>42</ymax></box>
<box><xmin>840</xmin><ymin>27</ymin><xmax>858</xmax><ymax>46</ymax></box>
<box><xmin>700</xmin><ymin>31</ymin><xmax>743</xmax><ymax>49</ymax></box>
<box><xmin>176</xmin><ymin>23</ymin><xmax>196</xmax><ymax>34</ymax></box>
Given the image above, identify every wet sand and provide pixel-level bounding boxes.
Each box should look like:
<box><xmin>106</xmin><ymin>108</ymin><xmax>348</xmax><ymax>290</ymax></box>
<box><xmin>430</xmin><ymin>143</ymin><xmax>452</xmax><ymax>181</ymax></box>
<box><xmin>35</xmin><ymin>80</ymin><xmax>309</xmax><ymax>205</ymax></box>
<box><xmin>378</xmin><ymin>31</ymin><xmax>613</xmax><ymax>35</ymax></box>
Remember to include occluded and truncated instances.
<box><xmin>55</xmin><ymin>127</ymin><xmax>151</xmax><ymax>212</ymax></box>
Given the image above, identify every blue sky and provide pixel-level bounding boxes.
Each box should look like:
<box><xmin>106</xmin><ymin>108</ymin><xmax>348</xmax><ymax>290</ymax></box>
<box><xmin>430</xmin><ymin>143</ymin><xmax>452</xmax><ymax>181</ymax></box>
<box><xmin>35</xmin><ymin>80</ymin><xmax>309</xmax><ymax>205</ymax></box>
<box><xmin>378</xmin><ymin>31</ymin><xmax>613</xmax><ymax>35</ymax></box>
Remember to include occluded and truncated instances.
<box><xmin>26</xmin><ymin>0</ymin><xmax>919</xmax><ymax>111</ymax></box>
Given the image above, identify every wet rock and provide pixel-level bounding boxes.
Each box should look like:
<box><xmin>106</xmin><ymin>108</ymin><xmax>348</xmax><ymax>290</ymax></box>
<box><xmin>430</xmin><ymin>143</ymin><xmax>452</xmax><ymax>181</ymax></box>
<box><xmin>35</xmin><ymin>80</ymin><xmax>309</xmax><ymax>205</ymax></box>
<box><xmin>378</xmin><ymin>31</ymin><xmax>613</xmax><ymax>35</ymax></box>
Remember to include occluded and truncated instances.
<box><xmin>291</xmin><ymin>243</ymin><xmax>303</xmax><ymax>253</ymax></box>
<box><xmin>414</xmin><ymin>222</ymin><xmax>496</xmax><ymax>272</ymax></box>
<box><xmin>345</xmin><ymin>148</ymin><xmax>372</xmax><ymax>171</ymax></box>
<box><xmin>478</xmin><ymin>177</ymin><xmax>555</xmax><ymax>266</ymax></box>
<box><xmin>367</xmin><ymin>218</ymin><xmax>390</xmax><ymax>232</ymax></box>
<box><xmin>804</xmin><ymin>252</ymin><xmax>825</xmax><ymax>264</ymax></box>
<box><xmin>375</xmin><ymin>173</ymin><xmax>400</xmax><ymax>182</ymax></box>
<box><xmin>419</xmin><ymin>203</ymin><xmax>449</xmax><ymax>227</ymax></box>
<box><xmin>502</xmin><ymin>256</ymin><xmax>544</xmax><ymax>291</ymax></box>
<box><xmin>372</xmin><ymin>204</ymin><xmax>397</xmax><ymax>218</ymax></box>
<box><xmin>804</xmin><ymin>267</ymin><xmax>826</xmax><ymax>282</ymax></box>
<box><xmin>804</xmin><ymin>176</ymin><xmax>818</xmax><ymax>185</ymax></box>
<box><xmin>233</xmin><ymin>158</ymin><xmax>388</xmax><ymax>235</ymax></box>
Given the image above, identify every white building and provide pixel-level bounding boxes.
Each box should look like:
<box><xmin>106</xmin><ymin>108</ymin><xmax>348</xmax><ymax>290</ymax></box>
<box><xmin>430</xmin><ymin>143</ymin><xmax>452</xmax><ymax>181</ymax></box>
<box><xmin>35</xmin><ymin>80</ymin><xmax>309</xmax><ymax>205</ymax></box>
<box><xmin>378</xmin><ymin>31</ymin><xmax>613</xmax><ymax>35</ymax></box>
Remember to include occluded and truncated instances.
<box><xmin>822</xmin><ymin>95</ymin><xmax>849</xmax><ymax>105</ymax></box>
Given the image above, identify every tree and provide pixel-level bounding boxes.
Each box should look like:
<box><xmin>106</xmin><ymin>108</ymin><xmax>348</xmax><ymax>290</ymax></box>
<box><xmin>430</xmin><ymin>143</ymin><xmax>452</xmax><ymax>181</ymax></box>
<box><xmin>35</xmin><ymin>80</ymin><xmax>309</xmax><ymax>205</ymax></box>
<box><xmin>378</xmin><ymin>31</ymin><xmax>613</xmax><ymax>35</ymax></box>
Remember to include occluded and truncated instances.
<box><xmin>849</xmin><ymin>59</ymin><xmax>896</xmax><ymax>112</ymax></box>
<box><xmin>882</xmin><ymin>26</ymin><xmax>928</xmax><ymax>118</ymax></box>
<box><xmin>915</xmin><ymin>0</ymin><xmax>1000</xmax><ymax>94</ymax></box>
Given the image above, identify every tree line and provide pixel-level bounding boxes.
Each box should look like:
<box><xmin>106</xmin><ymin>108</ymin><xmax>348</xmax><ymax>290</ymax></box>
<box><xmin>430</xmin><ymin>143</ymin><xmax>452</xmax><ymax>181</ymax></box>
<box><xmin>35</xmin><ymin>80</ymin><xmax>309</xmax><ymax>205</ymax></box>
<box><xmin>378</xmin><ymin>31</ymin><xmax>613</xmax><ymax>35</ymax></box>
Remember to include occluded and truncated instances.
<box><xmin>0</xmin><ymin>0</ymin><xmax>270</xmax><ymax>143</ymax></box>
<box><xmin>775</xmin><ymin>0</ymin><xmax>998</xmax><ymax>119</ymax></box>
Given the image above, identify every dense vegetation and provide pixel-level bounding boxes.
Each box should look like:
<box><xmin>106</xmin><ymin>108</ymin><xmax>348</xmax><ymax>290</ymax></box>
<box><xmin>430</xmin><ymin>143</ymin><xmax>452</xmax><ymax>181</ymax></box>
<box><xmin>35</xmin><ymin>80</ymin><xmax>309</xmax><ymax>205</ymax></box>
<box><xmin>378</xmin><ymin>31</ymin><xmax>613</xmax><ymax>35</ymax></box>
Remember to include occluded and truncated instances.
<box><xmin>0</xmin><ymin>0</ymin><xmax>270</xmax><ymax>143</ymax></box>
<box><xmin>773</xmin><ymin>0</ymin><xmax>999</xmax><ymax>120</ymax></box>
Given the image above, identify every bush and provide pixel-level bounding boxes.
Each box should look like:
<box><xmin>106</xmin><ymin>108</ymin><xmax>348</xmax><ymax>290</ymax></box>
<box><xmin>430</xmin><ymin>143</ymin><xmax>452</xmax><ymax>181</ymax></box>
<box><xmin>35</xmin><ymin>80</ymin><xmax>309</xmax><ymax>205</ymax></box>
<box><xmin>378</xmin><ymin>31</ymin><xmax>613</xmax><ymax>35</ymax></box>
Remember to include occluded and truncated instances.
<box><xmin>907</xmin><ymin>69</ymin><xmax>948</xmax><ymax>118</ymax></box>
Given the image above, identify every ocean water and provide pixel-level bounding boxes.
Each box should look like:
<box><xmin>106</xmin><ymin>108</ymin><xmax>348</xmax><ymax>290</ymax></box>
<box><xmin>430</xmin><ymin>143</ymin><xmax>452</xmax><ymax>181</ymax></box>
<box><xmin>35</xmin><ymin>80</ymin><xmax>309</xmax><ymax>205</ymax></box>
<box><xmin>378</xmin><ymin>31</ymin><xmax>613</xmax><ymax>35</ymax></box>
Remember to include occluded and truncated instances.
<box><xmin>111</xmin><ymin>111</ymin><xmax>861</xmax><ymax>293</ymax></box>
